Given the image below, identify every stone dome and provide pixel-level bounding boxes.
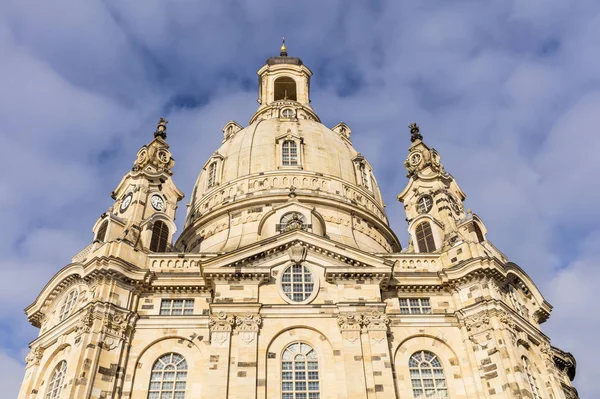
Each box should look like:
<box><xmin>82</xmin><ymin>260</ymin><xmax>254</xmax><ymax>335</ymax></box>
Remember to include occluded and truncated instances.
<box><xmin>176</xmin><ymin>53</ymin><xmax>400</xmax><ymax>254</ymax></box>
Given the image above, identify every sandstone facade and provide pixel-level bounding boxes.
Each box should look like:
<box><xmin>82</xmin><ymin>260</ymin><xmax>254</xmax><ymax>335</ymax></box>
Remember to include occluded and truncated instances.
<box><xmin>18</xmin><ymin>43</ymin><xmax>578</xmax><ymax>399</ymax></box>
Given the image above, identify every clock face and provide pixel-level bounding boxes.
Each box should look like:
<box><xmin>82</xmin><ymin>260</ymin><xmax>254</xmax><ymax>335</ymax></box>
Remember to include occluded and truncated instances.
<box><xmin>120</xmin><ymin>193</ymin><xmax>132</xmax><ymax>212</ymax></box>
<box><xmin>409</xmin><ymin>152</ymin><xmax>422</xmax><ymax>166</ymax></box>
<box><xmin>417</xmin><ymin>195</ymin><xmax>433</xmax><ymax>214</ymax></box>
<box><xmin>151</xmin><ymin>195</ymin><xmax>165</xmax><ymax>211</ymax></box>
<box><xmin>449</xmin><ymin>196</ymin><xmax>461</xmax><ymax>214</ymax></box>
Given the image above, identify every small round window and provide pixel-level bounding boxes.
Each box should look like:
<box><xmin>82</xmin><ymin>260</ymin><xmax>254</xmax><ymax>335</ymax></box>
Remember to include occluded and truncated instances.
<box><xmin>281</xmin><ymin>264</ymin><xmax>314</xmax><ymax>302</ymax></box>
<box><xmin>281</xmin><ymin>108</ymin><xmax>295</xmax><ymax>118</ymax></box>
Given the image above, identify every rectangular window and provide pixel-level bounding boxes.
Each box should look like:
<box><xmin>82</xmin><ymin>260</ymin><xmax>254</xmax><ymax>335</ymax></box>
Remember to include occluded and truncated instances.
<box><xmin>399</xmin><ymin>298</ymin><xmax>432</xmax><ymax>314</ymax></box>
<box><xmin>160</xmin><ymin>299</ymin><xmax>194</xmax><ymax>316</ymax></box>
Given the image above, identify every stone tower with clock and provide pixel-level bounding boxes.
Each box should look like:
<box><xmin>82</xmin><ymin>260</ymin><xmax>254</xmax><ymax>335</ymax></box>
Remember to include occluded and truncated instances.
<box><xmin>17</xmin><ymin>43</ymin><xmax>578</xmax><ymax>399</ymax></box>
<box><xmin>91</xmin><ymin>118</ymin><xmax>184</xmax><ymax>253</ymax></box>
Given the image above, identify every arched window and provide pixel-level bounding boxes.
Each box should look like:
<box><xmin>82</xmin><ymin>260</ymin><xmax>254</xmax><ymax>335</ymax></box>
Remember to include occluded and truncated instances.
<box><xmin>360</xmin><ymin>163</ymin><xmax>369</xmax><ymax>188</ymax></box>
<box><xmin>522</xmin><ymin>357</ymin><xmax>542</xmax><ymax>399</ymax></box>
<box><xmin>46</xmin><ymin>361</ymin><xmax>67</xmax><ymax>399</ymax></box>
<box><xmin>150</xmin><ymin>221</ymin><xmax>169</xmax><ymax>252</ymax></box>
<box><xmin>282</xmin><ymin>140</ymin><xmax>298</xmax><ymax>166</ymax></box>
<box><xmin>509</xmin><ymin>285</ymin><xmax>525</xmax><ymax>317</ymax></box>
<box><xmin>207</xmin><ymin>162</ymin><xmax>217</xmax><ymax>188</ymax></box>
<box><xmin>59</xmin><ymin>289</ymin><xmax>78</xmax><ymax>322</ymax></box>
<box><xmin>96</xmin><ymin>220</ymin><xmax>108</xmax><ymax>242</ymax></box>
<box><xmin>409</xmin><ymin>351</ymin><xmax>448</xmax><ymax>398</ymax></box>
<box><xmin>282</xmin><ymin>342</ymin><xmax>319</xmax><ymax>399</ymax></box>
<box><xmin>415</xmin><ymin>222</ymin><xmax>436</xmax><ymax>253</ymax></box>
<box><xmin>274</xmin><ymin>77</ymin><xmax>297</xmax><ymax>101</ymax></box>
<box><xmin>473</xmin><ymin>223</ymin><xmax>485</xmax><ymax>243</ymax></box>
<box><xmin>148</xmin><ymin>353</ymin><xmax>188</xmax><ymax>399</ymax></box>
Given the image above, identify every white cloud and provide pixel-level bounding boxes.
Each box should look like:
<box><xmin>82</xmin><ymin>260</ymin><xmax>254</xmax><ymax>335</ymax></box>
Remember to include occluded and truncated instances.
<box><xmin>1</xmin><ymin>1</ymin><xmax>599</xmax><ymax>397</ymax></box>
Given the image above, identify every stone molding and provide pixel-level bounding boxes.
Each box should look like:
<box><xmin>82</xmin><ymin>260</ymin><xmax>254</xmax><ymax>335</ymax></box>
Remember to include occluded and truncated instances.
<box><xmin>337</xmin><ymin>311</ymin><xmax>390</xmax><ymax>332</ymax></box>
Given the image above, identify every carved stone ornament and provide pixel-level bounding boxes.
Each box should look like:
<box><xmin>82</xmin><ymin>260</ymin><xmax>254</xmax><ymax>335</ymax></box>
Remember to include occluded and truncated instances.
<box><xmin>25</xmin><ymin>346</ymin><xmax>44</xmax><ymax>366</ymax></box>
<box><xmin>209</xmin><ymin>312</ymin><xmax>235</xmax><ymax>332</ymax></box>
<box><xmin>498</xmin><ymin>310</ymin><xmax>517</xmax><ymax>330</ymax></box>
<box><xmin>363</xmin><ymin>311</ymin><xmax>391</xmax><ymax>331</ymax></box>
<box><xmin>235</xmin><ymin>314</ymin><xmax>262</xmax><ymax>332</ymax></box>
<box><xmin>463</xmin><ymin>311</ymin><xmax>490</xmax><ymax>334</ymax></box>
<box><xmin>75</xmin><ymin>307</ymin><xmax>95</xmax><ymax>334</ymax></box>
<box><xmin>337</xmin><ymin>313</ymin><xmax>363</xmax><ymax>331</ymax></box>
<box><xmin>287</xmin><ymin>242</ymin><xmax>308</xmax><ymax>263</ymax></box>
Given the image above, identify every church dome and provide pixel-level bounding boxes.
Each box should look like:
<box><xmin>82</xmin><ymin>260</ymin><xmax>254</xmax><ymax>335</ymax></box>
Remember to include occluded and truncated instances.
<box><xmin>177</xmin><ymin>48</ymin><xmax>400</xmax><ymax>254</ymax></box>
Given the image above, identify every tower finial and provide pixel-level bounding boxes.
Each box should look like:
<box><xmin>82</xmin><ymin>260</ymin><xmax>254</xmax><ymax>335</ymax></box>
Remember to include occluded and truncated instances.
<box><xmin>409</xmin><ymin>122</ymin><xmax>422</xmax><ymax>142</ymax></box>
<box><xmin>154</xmin><ymin>117</ymin><xmax>168</xmax><ymax>139</ymax></box>
<box><xmin>280</xmin><ymin>37</ymin><xmax>288</xmax><ymax>56</ymax></box>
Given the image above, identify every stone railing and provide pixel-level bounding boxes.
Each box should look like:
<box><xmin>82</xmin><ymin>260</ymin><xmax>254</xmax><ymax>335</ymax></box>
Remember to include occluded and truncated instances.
<box><xmin>72</xmin><ymin>243</ymin><xmax>93</xmax><ymax>263</ymax></box>
<box><xmin>383</xmin><ymin>253</ymin><xmax>442</xmax><ymax>272</ymax></box>
<box><xmin>147</xmin><ymin>254</ymin><xmax>205</xmax><ymax>272</ymax></box>
<box><xmin>190</xmin><ymin>171</ymin><xmax>388</xmax><ymax>224</ymax></box>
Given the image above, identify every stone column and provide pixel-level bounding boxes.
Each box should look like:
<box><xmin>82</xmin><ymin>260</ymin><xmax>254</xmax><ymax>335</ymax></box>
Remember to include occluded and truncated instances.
<box><xmin>206</xmin><ymin>312</ymin><xmax>235</xmax><ymax>399</ymax></box>
<box><xmin>362</xmin><ymin>311</ymin><xmax>396</xmax><ymax>399</ymax></box>
<box><xmin>338</xmin><ymin>313</ymin><xmax>368</xmax><ymax>399</ymax></box>
<box><xmin>229</xmin><ymin>314</ymin><xmax>262</xmax><ymax>399</ymax></box>
<box><xmin>18</xmin><ymin>346</ymin><xmax>45</xmax><ymax>399</ymax></box>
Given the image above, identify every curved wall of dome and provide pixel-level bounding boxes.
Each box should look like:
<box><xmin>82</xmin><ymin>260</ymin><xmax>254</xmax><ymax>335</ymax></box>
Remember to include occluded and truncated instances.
<box><xmin>176</xmin><ymin>54</ymin><xmax>401</xmax><ymax>254</ymax></box>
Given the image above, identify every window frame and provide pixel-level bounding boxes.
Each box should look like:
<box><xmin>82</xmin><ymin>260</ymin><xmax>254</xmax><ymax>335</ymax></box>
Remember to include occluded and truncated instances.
<box><xmin>150</xmin><ymin>220</ymin><xmax>169</xmax><ymax>252</ymax></box>
<box><xmin>45</xmin><ymin>360</ymin><xmax>67</xmax><ymax>399</ymax></box>
<box><xmin>415</xmin><ymin>222</ymin><xmax>436</xmax><ymax>253</ymax></box>
<box><xmin>508</xmin><ymin>285</ymin><xmax>525</xmax><ymax>317</ymax></box>
<box><xmin>282</xmin><ymin>140</ymin><xmax>299</xmax><ymax>167</ymax></box>
<box><xmin>408</xmin><ymin>350</ymin><xmax>448</xmax><ymax>398</ymax></box>
<box><xmin>399</xmin><ymin>298</ymin><xmax>432</xmax><ymax>315</ymax></box>
<box><xmin>148</xmin><ymin>353</ymin><xmax>188</xmax><ymax>399</ymax></box>
<box><xmin>522</xmin><ymin>357</ymin><xmax>542</xmax><ymax>399</ymax></box>
<box><xmin>96</xmin><ymin>220</ymin><xmax>108</xmax><ymax>242</ymax></box>
<box><xmin>281</xmin><ymin>342</ymin><xmax>320</xmax><ymax>399</ymax></box>
<box><xmin>59</xmin><ymin>289</ymin><xmax>79</xmax><ymax>322</ymax></box>
<box><xmin>159</xmin><ymin>299</ymin><xmax>194</xmax><ymax>316</ymax></box>
<box><xmin>278</xmin><ymin>264</ymin><xmax>319</xmax><ymax>305</ymax></box>
<box><xmin>207</xmin><ymin>161</ymin><xmax>217</xmax><ymax>188</ymax></box>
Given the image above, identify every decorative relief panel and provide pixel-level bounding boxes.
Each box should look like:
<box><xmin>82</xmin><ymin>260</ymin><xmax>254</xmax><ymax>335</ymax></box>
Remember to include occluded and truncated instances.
<box><xmin>337</xmin><ymin>311</ymin><xmax>390</xmax><ymax>343</ymax></box>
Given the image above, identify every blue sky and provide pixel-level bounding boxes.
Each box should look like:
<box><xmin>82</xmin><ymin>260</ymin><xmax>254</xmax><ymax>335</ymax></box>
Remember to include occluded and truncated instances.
<box><xmin>1</xmin><ymin>0</ymin><xmax>599</xmax><ymax>396</ymax></box>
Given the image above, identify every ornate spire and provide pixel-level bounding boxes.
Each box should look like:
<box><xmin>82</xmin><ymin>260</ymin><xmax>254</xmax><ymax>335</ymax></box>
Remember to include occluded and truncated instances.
<box><xmin>154</xmin><ymin>117</ymin><xmax>168</xmax><ymax>140</ymax></box>
<box><xmin>409</xmin><ymin>122</ymin><xmax>422</xmax><ymax>142</ymax></box>
<box><xmin>280</xmin><ymin>37</ymin><xmax>288</xmax><ymax>56</ymax></box>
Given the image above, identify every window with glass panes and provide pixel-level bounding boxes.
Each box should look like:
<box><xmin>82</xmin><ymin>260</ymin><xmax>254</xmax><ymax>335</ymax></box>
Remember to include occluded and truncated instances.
<box><xmin>207</xmin><ymin>162</ymin><xmax>217</xmax><ymax>187</ymax></box>
<box><xmin>399</xmin><ymin>298</ymin><xmax>432</xmax><ymax>314</ymax></box>
<box><xmin>148</xmin><ymin>353</ymin><xmax>187</xmax><ymax>399</ymax></box>
<box><xmin>281</xmin><ymin>265</ymin><xmax>314</xmax><ymax>302</ymax></box>
<box><xmin>59</xmin><ymin>289</ymin><xmax>78</xmax><ymax>322</ymax></box>
<box><xmin>409</xmin><ymin>351</ymin><xmax>448</xmax><ymax>398</ymax></box>
<box><xmin>508</xmin><ymin>285</ymin><xmax>525</xmax><ymax>317</ymax></box>
<box><xmin>415</xmin><ymin>222</ymin><xmax>436</xmax><ymax>252</ymax></box>
<box><xmin>46</xmin><ymin>361</ymin><xmax>67</xmax><ymax>399</ymax></box>
<box><xmin>160</xmin><ymin>299</ymin><xmax>194</xmax><ymax>316</ymax></box>
<box><xmin>282</xmin><ymin>342</ymin><xmax>319</xmax><ymax>399</ymax></box>
<box><xmin>282</xmin><ymin>140</ymin><xmax>298</xmax><ymax>166</ymax></box>
<box><xmin>522</xmin><ymin>357</ymin><xmax>542</xmax><ymax>399</ymax></box>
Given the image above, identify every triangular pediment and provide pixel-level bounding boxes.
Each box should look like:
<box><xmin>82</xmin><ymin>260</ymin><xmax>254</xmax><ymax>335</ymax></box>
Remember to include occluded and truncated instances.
<box><xmin>201</xmin><ymin>230</ymin><xmax>393</xmax><ymax>283</ymax></box>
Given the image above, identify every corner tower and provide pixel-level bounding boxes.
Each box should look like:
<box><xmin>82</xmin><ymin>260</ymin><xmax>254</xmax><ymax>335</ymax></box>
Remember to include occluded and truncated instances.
<box><xmin>397</xmin><ymin>123</ymin><xmax>488</xmax><ymax>253</ymax></box>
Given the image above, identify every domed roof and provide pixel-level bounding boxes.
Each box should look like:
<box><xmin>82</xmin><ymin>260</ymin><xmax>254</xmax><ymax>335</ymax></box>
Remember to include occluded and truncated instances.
<box><xmin>197</xmin><ymin>118</ymin><xmax>365</xmax><ymax>198</ymax></box>
<box><xmin>177</xmin><ymin>48</ymin><xmax>400</xmax><ymax>254</ymax></box>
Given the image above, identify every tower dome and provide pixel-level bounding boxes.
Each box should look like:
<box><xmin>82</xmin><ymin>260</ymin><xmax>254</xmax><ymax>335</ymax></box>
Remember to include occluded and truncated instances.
<box><xmin>177</xmin><ymin>46</ymin><xmax>400</xmax><ymax>254</ymax></box>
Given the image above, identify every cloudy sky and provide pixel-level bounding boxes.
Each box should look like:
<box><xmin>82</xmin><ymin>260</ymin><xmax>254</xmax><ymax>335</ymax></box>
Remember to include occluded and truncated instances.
<box><xmin>1</xmin><ymin>0</ymin><xmax>599</xmax><ymax>396</ymax></box>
